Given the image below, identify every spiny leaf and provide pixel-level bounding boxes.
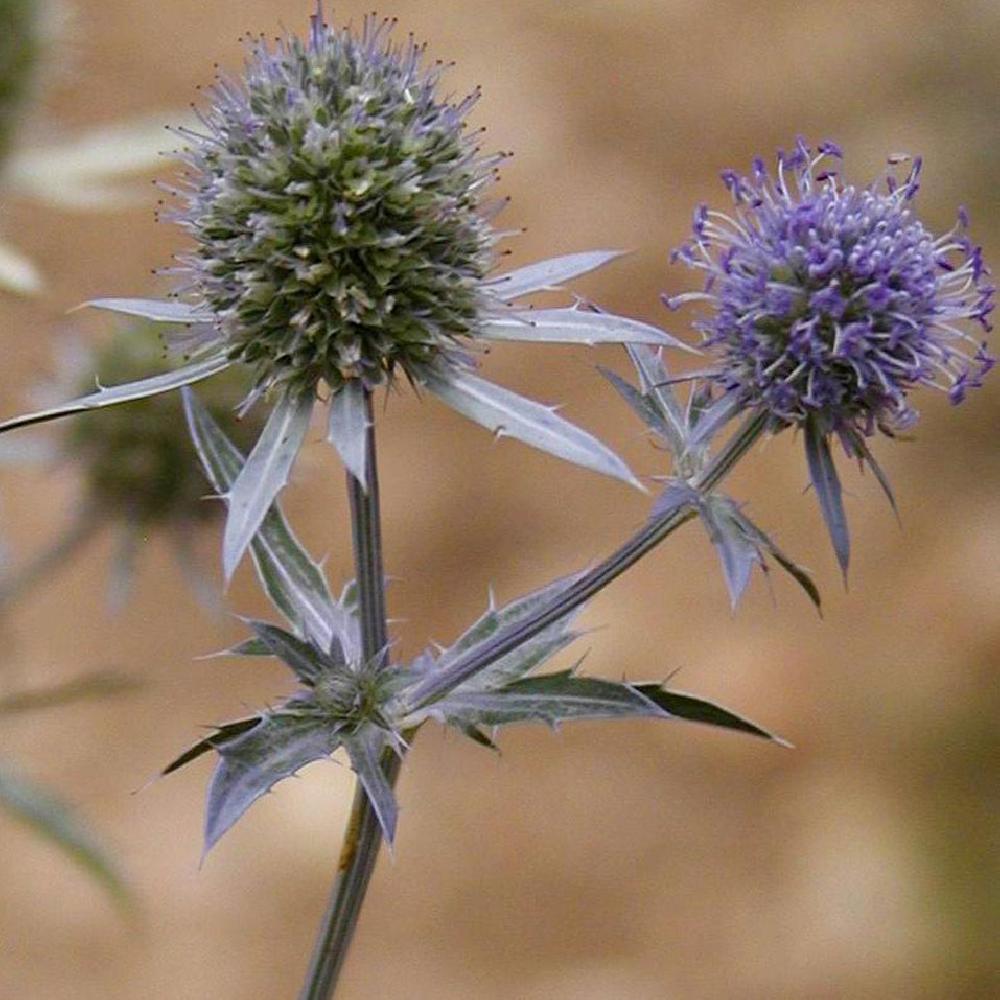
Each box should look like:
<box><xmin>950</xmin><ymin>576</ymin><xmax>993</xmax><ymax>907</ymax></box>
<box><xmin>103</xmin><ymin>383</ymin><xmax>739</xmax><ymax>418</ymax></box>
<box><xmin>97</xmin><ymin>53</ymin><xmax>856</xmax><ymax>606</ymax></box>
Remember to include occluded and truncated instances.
<box><xmin>430</xmin><ymin>670</ymin><xmax>666</xmax><ymax>728</ymax></box>
<box><xmin>485</xmin><ymin>249</ymin><xmax>626</xmax><ymax>301</ymax></box>
<box><xmin>246</xmin><ymin>620</ymin><xmax>328</xmax><ymax>686</ymax></box>
<box><xmin>203</xmin><ymin>704</ymin><xmax>342</xmax><ymax>852</ymax></box>
<box><xmin>223</xmin><ymin>389</ymin><xmax>314</xmax><ymax>581</ymax></box>
<box><xmin>599</xmin><ymin>365</ymin><xmax>678</xmax><ymax>445</ymax></box>
<box><xmin>162</xmin><ymin>716</ymin><xmax>263</xmax><ymax>776</ymax></box>
<box><xmin>624</xmin><ymin>344</ymin><xmax>688</xmax><ymax>455</ymax></box>
<box><xmin>327</xmin><ymin>380</ymin><xmax>370</xmax><ymax>491</ymax></box>
<box><xmin>697</xmin><ymin>495</ymin><xmax>763</xmax><ymax>610</ymax></box>
<box><xmin>422</xmin><ymin>365</ymin><xmax>642</xmax><ymax>489</ymax></box>
<box><xmin>0</xmin><ymin>762</ymin><xmax>130</xmax><ymax>903</ymax></box>
<box><xmin>685</xmin><ymin>390</ymin><xmax>742</xmax><ymax>450</ymax></box>
<box><xmin>343</xmin><ymin>725</ymin><xmax>399</xmax><ymax>844</ymax></box>
<box><xmin>182</xmin><ymin>389</ymin><xmax>357</xmax><ymax>657</ymax></box>
<box><xmin>634</xmin><ymin>684</ymin><xmax>788</xmax><ymax>745</ymax></box>
<box><xmin>731</xmin><ymin>512</ymin><xmax>822</xmax><ymax>612</ymax></box>
<box><xmin>649</xmin><ymin>480</ymin><xmax>699</xmax><ymax>522</ymax></box>
<box><xmin>0</xmin><ymin>352</ymin><xmax>230</xmax><ymax>434</ymax></box>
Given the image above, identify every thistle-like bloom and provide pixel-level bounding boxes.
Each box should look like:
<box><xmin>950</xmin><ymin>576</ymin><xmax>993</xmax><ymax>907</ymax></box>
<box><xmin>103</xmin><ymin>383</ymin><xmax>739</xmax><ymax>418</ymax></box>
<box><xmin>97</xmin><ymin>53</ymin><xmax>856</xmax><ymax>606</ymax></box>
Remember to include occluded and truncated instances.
<box><xmin>667</xmin><ymin>140</ymin><xmax>995</xmax><ymax>571</ymax></box>
<box><xmin>0</xmin><ymin>3</ymin><xmax>681</xmax><ymax>577</ymax></box>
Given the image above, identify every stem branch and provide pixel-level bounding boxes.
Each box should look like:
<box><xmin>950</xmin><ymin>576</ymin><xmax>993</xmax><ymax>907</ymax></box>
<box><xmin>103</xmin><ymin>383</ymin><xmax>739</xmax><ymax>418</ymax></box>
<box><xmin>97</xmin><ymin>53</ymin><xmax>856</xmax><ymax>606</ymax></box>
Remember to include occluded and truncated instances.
<box><xmin>404</xmin><ymin>411</ymin><xmax>768</xmax><ymax>710</ymax></box>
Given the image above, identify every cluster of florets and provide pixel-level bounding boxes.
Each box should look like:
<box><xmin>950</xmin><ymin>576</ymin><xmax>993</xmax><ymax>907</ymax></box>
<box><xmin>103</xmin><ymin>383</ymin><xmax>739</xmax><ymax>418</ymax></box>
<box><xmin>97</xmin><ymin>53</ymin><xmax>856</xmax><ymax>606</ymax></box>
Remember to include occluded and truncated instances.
<box><xmin>67</xmin><ymin>325</ymin><xmax>259</xmax><ymax>525</ymax></box>
<box><xmin>167</xmin><ymin>6</ymin><xmax>501</xmax><ymax>395</ymax></box>
<box><xmin>668</xmin><ymin>139</ymin><xmax>995</xmax><ymax>437</ymax></box>
<box><xmin>0</xmin><ymin>0</ymin><xmax>45</xmax><ymax>163</ymax></box>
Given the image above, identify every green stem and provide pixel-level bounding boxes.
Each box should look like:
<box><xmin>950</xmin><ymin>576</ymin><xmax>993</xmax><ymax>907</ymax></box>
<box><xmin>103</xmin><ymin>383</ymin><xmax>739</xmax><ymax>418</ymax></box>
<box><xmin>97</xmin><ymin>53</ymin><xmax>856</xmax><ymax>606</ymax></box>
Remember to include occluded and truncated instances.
<box><xmin>404</xmin><ymin>411</ymin><xmax>768</xmax><ymax>711</ymax></box>
<box><xmin>299</xmin><ymin>387</ymin><xmax>398</xmax><ymax>1000</ymax></box>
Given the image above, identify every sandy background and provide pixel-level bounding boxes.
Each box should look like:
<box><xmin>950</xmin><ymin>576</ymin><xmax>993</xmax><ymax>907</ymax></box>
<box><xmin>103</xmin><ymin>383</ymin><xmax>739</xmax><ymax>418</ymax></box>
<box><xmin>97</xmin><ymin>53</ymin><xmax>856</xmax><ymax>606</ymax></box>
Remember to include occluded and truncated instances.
<box><xmin>1</xmin><ymin>1</ymin><xmax>998</xmax><ymax>997</ymax></box>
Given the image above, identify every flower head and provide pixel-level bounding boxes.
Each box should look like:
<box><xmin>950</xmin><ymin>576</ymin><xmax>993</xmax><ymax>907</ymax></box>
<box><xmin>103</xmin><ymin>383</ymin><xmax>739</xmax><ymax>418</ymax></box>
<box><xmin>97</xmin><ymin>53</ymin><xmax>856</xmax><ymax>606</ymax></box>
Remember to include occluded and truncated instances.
<box><xmin>0</xmin><ymin>4</ymin><xmax>680</xmax><ymax>581</ymax></box>
<box><xmin>664</xmin><ymin>141</ymin><xmax>994</xmax><ymax>574</ymax></box>
<box><xmin>669</xmin><ymin>139</ymin><xmax>994</xmax><ymax>439</ymax></box>
<box><xmin>166</xmin><ymin>5</ymin><xmax>501</xmax><ymax>395</ymax></box>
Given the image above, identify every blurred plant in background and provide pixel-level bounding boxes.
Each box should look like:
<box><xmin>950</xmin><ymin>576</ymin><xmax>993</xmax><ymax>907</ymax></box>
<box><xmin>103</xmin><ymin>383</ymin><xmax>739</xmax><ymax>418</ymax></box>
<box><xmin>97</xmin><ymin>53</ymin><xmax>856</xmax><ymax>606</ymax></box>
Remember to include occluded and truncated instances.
<box><xmin>0</xmin><ymin>667</ymin><xmax>133</xmax><ymax>904</ymax></box>
<box><xmin>0</xmin><ymin>320</ymin><xmax>262</xmax><ymax>607</ymax></box>
<box><xmin>0</xmin><ymin>0</ymin><xmax>188</xmax><ymax>295</ymax></box>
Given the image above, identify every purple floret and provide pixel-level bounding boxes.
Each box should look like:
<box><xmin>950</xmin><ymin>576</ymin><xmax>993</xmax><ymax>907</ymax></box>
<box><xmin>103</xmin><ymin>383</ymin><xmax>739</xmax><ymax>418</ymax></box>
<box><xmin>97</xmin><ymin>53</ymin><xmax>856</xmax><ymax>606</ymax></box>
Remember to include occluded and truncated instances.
<box><xmin>671</xmin><ymin>138</ymin><xmax>995</xmax><ymax>440</ymax></box>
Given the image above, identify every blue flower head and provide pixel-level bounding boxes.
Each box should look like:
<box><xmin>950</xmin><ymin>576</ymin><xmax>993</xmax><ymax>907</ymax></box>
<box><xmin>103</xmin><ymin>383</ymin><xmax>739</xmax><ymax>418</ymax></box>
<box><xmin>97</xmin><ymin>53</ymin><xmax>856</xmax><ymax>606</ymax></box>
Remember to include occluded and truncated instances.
<box><xmin>669</xmin><ymin>139</ymin><xmax>994</xmax><ymax>436</ymax></box>
<box><xmin>667</xmin><ymin>140</ymin><xmax>994</xmax><ymax>573</ymax></box>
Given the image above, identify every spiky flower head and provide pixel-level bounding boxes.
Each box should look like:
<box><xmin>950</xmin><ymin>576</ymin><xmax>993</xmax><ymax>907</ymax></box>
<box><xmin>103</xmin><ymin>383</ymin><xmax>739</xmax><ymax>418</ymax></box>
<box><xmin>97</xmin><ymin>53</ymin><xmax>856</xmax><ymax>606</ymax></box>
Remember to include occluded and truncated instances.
<box><xmin>66</xmin><ymin>323</ymin><xmax>260</xmax><ymax>527</ymax></box>
<box><xmin>669</xmin><ymin>139</ymin><xmax>995</xmax><ymax>441</ymax></box>
<box><xmin>168</xmin><ymin>3</ymin><xmax>500</xmax><ymax>394</ymax></box>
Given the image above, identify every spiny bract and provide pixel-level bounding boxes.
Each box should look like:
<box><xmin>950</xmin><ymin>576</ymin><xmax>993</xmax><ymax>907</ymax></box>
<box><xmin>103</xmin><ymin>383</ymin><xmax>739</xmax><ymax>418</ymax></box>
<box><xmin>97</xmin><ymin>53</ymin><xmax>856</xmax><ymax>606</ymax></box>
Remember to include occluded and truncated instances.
<box><xmin>668</xmin><ymin>139</ymin><xmax>995</xmax><ymax>440</ymax></box>
<box><xmin>167</xmin><ymin>4</ymin><xmax>501</xmax><ymax>394</ymax></box>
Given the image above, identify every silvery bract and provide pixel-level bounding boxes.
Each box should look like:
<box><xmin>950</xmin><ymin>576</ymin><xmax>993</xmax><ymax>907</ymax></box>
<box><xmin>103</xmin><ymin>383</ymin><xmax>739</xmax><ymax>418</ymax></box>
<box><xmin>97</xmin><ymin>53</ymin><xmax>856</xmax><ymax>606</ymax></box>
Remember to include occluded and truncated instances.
<box><xmin>0</xmin><ymin>4</ymin><xmax>685</xmax><ymax>581</ymax></box>
<box><xmin>166</xmin><ymin>390</ymin><xmax>783</xmax><ymax>850</ymax></box>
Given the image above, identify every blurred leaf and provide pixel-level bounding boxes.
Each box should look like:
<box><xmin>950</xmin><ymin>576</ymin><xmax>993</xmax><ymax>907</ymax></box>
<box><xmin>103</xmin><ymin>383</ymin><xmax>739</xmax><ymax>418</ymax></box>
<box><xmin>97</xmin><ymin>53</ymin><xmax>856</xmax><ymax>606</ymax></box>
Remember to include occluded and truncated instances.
<box><xmin>0</xmin><ymin>238</ymin><xmax>42</xmax><ymax>295</ymax></box>
<box><xmin>6</xmin><ymin>114</ymin><xmax>195</xmax><ymax>210</ymax></box>
<box><xmin>422</xmin><ymin>365</ymin><xmax>642</xmax><ymax>489</ymax></box>
<box><xmin>0</xmin><ymin>671</ymin><xmax>138</xmax><ymax>716</ymax></box>
<box><xmin>0</xmin><ymin>761</ymin><xmax>130</xmax><ymax>903</ymax></box>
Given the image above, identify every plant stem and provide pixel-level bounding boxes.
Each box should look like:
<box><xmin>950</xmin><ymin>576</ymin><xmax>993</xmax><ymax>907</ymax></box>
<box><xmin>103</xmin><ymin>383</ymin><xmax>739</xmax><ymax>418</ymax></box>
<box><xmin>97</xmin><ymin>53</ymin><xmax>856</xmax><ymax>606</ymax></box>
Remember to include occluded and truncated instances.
<box><xmin>299</xmin><ymin>387</ymin><xmax>397</xmax><ymax>1000</ymax></box>
<box><xmin>404</xmin><ymin>411</ymin><xmax>768</xmax><ymax>710</ymax></box>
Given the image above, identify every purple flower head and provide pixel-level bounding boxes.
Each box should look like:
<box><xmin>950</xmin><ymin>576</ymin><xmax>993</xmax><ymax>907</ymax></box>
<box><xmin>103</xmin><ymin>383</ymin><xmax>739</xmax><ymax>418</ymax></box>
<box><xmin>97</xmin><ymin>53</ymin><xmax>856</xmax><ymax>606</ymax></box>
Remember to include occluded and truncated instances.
<box><xmin>671</xmin><ymin>140</ymin><xmax>994</xmax><ymax>439</ymax></box>
<box><xmin>670</xmin><ymin>141</ymin><xmax>994</xmax><ymax>574</ymax></box>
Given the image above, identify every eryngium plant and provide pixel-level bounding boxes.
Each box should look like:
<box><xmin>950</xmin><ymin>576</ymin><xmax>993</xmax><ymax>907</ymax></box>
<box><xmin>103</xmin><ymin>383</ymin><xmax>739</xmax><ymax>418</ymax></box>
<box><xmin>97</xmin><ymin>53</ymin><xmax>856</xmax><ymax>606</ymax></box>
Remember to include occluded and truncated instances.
<box><xmin>0</xmin><ymin>3</ymin><xmax>687</xmax><ymax>581</ymax></box>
